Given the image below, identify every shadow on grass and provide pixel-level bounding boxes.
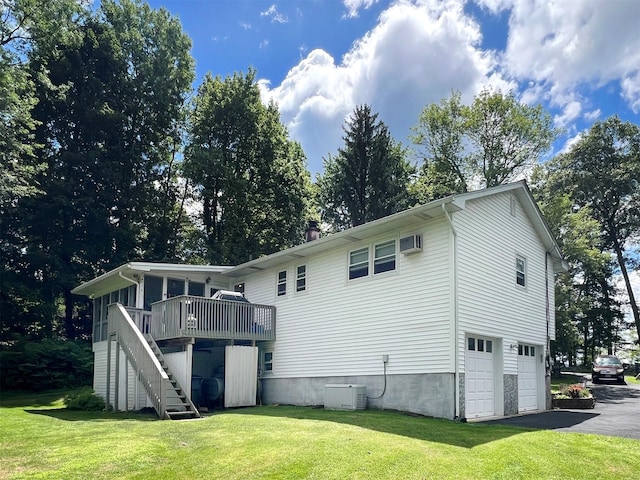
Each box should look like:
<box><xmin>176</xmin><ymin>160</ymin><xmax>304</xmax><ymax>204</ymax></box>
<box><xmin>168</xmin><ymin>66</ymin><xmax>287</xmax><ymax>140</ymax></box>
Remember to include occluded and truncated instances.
<box><xmin>24</xmin><ymin>408</ymin><xmax>159</xmax><ymax>422</ymax></box>
<box><xmin>226</xmin><ymin>405</ymin><xmax>530</xmax><ymax>448</ymax></box>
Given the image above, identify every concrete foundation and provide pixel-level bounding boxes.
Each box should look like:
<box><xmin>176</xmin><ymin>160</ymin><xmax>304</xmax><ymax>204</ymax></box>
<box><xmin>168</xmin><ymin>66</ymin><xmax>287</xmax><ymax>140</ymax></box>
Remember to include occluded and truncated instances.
<box><xmin>261</xmin><ymin>373</ymin><xmax>456</xmax><ymax>419</ymax></box>
<box><xmin>503</xmin><ymin>374</ymin><xmax>518</xmax><ymax>415</ymax></box>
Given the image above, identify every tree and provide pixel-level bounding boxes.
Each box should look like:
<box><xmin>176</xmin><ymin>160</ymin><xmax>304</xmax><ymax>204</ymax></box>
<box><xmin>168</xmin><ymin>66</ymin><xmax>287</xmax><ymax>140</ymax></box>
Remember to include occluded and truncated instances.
<box><xmin>0</xmin><ymin>0</ymin><xmax>86</xmax><ymax>341</ymax></box>
<box><xmin>6</xmin><ymin>0</ymin><xmax>195</xmax><ymax>340</ymax></box>
<box><xmin>552</xmin><ymin>116</ymin><xmax>640</xmax><ymax>344</ymax></box>
<box><xmin>184</xmin><ymin>69</ymin><xmax>313</xmax><ymax>265</ymax></box>
<box><xmin>317</xmin><ymin>104</ymin><xmax>414</xmax><ymax>230</ymax></box>
<box><xmin>411</xmin><ymin>89</ymin><xmax>558</xmax><ymax>201</ymax></box>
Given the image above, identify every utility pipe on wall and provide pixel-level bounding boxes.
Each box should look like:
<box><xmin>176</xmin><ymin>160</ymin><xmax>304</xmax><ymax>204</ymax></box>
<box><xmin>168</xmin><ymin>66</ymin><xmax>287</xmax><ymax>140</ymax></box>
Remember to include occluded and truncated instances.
<box><xmin>442</xmin><ymin>202</ymin><xmax>459</xmax><ymax>420</ymax></box>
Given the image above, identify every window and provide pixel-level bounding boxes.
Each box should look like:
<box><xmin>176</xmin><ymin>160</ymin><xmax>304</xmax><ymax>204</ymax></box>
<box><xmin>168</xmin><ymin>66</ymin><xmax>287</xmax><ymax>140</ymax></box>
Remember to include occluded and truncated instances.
<box><xmin>516</xmin><ymin>256</ymin><xmax>526</xmax><ymax>287</ymax></box>
<box><xmin>93</xmin><ymin>297</ymin><xmax>102</xmax><ymax>342</ymax></box>
<box><xmin>100</xmin><ymin>294</ymin><xmax>109</xmax><ymax>341</ymax></box>
<box><xmin>374</xmin><ymin>240</ymin><xmax>396</xmax><ymax>274</ymax></box>
<box><xmin>188</xmin><ymin>281</ymin><xmax>205</xmax><ymax>297</ymax></box>
<box><xmin>296</xmin><ymin>265</ymin><xmax>306</xmax><ymax>292</ymax></box>
<box><xmin>518</xmin><ymin>345</ymin><xmax>536</xmax><ymax>357</ymax></box>
<box><xmin>277</xmin><ymin>271</ymin><xmax>287</xmax><ymax>296</ymax></box>
<box><xmin>143</xmin><ymin>275</ymin><xmax>163</xmax><ymax>311</ymax></box>
<box><xmin>167</xmin><ymin>278</ymin><xmax>185</xmax><ymax>298</ymax></box>
<box><xmin>263</xmin><ymin>351</ymin><xmax>273</xmax><ymax>373</ymax></box>
<box><xmin>349</xmin><ymin>247</ymin><xmax>369</xmax><ymax>280</ymax></box>
<box><xmin>468</xmin><ymin>337</ymin><xmax>476</xmax><ymax>351</ymax></box>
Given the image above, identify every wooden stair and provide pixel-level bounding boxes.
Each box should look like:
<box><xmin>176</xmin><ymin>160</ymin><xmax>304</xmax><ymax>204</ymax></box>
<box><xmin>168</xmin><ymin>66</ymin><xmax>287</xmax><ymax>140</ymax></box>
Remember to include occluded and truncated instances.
<box><xmin>145</xmin><ymin>335</ymin><xmax>201</xmax><ymax>420</ymax></box>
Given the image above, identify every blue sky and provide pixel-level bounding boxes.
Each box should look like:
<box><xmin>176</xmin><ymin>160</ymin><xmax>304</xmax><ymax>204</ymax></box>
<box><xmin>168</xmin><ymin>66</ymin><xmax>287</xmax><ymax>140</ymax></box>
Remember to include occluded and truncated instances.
<box><xmin>145</xmin><ymin>0</ymin><xmax>640</xmax><ymax>180</ymax></box>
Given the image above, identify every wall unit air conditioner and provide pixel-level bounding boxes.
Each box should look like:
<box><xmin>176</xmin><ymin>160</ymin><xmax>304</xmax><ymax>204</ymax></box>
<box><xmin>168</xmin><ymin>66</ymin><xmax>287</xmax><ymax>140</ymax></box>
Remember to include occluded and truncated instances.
<box><xmin>399</xmin><ymin>234</ymin><xmax>423</xmax><ymax>254</ymax></box>
<box><xmin>324</xmin><ymin>384</ymin><xmax>367</xmax><ymax>410</ymax></box>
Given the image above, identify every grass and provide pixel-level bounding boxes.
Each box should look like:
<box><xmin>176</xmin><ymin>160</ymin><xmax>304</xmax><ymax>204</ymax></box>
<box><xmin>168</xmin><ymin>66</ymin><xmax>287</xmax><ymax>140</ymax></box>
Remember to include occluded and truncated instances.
<box><xmin>2</xmin><ymin>390</ymin><xmax>640</xmax><ymax>479</ymax></box>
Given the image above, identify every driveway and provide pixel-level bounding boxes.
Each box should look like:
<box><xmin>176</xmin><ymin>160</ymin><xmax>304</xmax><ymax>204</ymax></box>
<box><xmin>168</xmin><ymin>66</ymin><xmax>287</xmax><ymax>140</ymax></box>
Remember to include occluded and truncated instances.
<box><xmin>486</xmin><ymin>381</ymin><xmax>640</xmax><ymax>439</ymax></box>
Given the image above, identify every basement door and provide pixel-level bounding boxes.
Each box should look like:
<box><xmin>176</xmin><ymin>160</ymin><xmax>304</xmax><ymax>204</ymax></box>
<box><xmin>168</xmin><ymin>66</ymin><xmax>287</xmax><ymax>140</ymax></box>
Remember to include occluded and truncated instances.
<box><xmin>517</xmin><ymin>344</ymin><xmax>538</xmax><ymax>412</ymax></box>
<box><xmin>465</xmin><ymin>336</ymin><xmax>495</xmax><ymax>419</ymax></box>
<box><xmin>224</xmin><ymin>345</ymin><xmax>258</xmax><ymax>408</ymax></box>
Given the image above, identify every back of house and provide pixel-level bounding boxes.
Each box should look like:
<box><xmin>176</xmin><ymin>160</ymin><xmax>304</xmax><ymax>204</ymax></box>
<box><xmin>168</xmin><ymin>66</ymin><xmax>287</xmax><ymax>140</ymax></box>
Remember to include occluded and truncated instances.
<box><xmin>73</xmin><ymin>181</ymin><xmax>565</xmax><ymax>420</ymax></box>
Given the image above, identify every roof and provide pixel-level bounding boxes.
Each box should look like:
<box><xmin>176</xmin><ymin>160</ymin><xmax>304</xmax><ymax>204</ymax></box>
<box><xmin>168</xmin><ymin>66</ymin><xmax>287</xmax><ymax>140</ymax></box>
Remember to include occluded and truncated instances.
<box><xmin>224</xmin><ymin>181</ymin><xmax>566</xmax><ymax>277</ymax></box>
<box><xmin>72</xmin><ymin>182</ymin><xmax>567</xmax><ymax>296</ymax></box>
<box><xmin>71</xmin><ymin>262</ymin><xmax>233</xmax><ymax>298</ymax></box>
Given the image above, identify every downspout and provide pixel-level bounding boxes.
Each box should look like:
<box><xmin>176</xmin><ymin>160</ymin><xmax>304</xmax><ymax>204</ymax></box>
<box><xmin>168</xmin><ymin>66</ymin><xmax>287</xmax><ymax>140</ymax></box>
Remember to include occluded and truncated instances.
<box><xmin>442</xmin><ymin>202</ymin><xmax>459</xmax><ymax>419</ymax></box>
<box><xmin>545</xmin><ymin>252</ymin><xmax>552</xmax><ymax>410</ymax></box>
<box><xmin>544</xmin><ymin>253</ymin><xmax>552</xmax><ymax>370</ymax></box>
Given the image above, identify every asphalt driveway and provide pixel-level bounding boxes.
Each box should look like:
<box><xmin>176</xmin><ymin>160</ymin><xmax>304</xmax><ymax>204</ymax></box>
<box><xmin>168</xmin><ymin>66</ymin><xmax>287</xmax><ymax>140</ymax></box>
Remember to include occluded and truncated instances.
<box><xmin>486</xmin><ymin>381</ymin><xmax>640</xmax><ymax>439</ymax></box>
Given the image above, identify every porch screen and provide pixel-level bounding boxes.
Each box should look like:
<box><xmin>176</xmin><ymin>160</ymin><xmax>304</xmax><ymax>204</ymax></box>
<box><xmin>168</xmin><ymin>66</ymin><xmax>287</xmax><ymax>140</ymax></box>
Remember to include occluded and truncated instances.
<box><xmin>144</xmin><ymin>275</ymin><xmax>163</xmax><ymax>311</ymax></box>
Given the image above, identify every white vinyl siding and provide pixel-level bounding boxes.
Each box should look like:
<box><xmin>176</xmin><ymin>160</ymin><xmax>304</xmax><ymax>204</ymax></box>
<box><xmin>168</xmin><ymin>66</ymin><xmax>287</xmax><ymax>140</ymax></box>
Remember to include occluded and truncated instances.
<box><xmin>455</xmin><ymin>192</ymin><xmax>552</xmax><ymax>376</ymax></box>
<box><xmin>93</xmin><ymin>340</ymin><xmax>147</xmax><ymax>411</ymax></box>
<box><xmin>243</xmin><ymin>218</ymin><xmax>453</xmax><ymax>378</ymax></box>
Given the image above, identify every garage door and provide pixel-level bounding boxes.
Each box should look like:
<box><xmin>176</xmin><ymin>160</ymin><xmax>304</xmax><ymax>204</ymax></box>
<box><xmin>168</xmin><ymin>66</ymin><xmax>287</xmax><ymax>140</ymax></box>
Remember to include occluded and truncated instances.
<box><xmin>465</xmin><ymin>336</ymin><xmax>494</xmax><ymax>419</ymax></box>
<box><xmin>518</xmin><ymin>344</ymin><xmax>538</xmax><ymax>412</ymax></box>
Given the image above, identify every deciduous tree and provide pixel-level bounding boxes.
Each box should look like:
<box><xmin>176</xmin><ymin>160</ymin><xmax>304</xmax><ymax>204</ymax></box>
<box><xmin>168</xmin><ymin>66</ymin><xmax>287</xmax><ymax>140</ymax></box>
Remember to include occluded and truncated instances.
<box><xmin>184</xmin><ymin>69</ymin><xmax>313</xmax><ymax>265</ymax></box>
<box><xmin>411</xmin><ymin>89</ymin><xmax>558</xmax><ymax>201</ymax></box>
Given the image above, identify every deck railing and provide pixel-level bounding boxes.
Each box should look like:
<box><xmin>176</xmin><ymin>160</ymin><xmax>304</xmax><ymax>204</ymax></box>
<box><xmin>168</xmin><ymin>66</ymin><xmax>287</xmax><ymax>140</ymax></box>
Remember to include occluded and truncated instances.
<box><xmin>149</xmin><ymin>295</ymin><xmax>276</xmax><ymax>342</ymax></box>
<box><xmin>108</xmin><ymin>303</ymin><xmax>170</xmax><ymax>417</ymax></box>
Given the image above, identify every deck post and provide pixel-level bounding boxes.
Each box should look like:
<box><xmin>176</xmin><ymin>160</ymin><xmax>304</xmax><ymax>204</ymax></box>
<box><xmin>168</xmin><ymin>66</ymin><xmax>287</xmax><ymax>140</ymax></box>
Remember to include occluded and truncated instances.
<box><xmin>106</xmin><ymin>332</ymin><xmax>112</xmax><ymax>413</ymax></box>
<box><xmin>114</xmin><ymin>334</ymin><xmax>120</xmax><ymax>413</ymax></box>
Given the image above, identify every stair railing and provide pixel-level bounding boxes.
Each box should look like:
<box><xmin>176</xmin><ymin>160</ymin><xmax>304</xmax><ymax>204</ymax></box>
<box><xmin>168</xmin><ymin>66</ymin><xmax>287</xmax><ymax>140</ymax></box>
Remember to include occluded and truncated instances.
<box><xmin>108</xmin><ymin>303</ymin><xmax>170</xmax><ymax>417</ymax></box>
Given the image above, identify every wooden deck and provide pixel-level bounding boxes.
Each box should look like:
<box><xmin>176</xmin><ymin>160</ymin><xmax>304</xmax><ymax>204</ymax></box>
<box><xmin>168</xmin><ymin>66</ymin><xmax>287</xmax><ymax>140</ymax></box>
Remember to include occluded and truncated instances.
<box><xmin>133</xmin><ymin>295</ymin><xmax>277</xmax><ymax>342</ymax></box>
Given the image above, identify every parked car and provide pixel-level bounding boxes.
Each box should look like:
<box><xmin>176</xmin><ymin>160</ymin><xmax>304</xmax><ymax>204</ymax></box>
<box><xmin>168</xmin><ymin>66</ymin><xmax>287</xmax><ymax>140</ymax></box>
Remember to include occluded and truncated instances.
<box><xmin>591</xmin><ymin>355</ymin><xmax>625</xmax><ymax>384</ymax></box>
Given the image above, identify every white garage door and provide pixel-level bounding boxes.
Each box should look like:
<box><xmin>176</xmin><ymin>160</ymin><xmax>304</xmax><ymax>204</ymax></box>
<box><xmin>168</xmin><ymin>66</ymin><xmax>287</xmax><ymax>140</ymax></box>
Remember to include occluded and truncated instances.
<box><xmin>465</xmin><ymin>336</ymin><xmax>494</xmax><ymax>419</ymax></box>
<box><xmin>518</xmin><ymin>344</ymin><xmax>538</xmax><ymax>412</ymax></box>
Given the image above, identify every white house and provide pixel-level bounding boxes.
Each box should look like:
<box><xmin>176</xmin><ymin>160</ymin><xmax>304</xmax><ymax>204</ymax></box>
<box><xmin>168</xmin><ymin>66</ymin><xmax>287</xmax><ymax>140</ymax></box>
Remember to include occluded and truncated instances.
<box><xmin>72</xmin><ymin>181</ymin><xmax>566</xmax><ymax>420</ymax></box>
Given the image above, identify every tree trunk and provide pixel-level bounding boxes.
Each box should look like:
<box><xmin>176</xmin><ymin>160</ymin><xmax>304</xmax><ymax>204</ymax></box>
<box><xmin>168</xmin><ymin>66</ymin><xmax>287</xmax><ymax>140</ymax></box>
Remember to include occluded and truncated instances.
<box><xmin>610</xmin><ymin>228</ymin><xmax>640</xmax><ymax>343</ymax></box>
<box><xmin>64</xmin><ymin>288</ymin><xmax>75</xmax><ymax>340</ymax></box>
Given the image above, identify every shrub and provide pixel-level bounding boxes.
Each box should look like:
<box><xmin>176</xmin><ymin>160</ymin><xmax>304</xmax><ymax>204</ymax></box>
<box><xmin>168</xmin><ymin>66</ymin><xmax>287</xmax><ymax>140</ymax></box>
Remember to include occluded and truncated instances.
<box><xmin>0</xmin><ymin>338</ymin><xmax>93</xmax><ymax>391</ymax></box>
<box><xmin>64</xmin><ymin>387</ymin><xmax>105</xmax><ymax>411</ymax></box>
<box><xmin>558</xmin><ymin>383</ymin><xmax>592</xmax><ymax>398</ymax></box>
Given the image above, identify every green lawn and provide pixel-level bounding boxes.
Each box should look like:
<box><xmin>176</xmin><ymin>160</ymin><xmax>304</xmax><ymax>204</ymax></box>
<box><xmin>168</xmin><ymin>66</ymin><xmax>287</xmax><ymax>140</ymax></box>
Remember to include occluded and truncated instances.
<box><xmin>2</xmin><ymin>391</ymin><xmax>640</xmax><ymax>479</ymax></box>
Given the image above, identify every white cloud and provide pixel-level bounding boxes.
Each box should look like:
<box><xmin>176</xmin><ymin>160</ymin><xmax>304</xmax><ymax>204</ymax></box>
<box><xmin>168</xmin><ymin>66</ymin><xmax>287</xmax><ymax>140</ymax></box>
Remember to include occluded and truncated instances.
<box><xmin>260</xmin><ymin>0</ymin><xmax>513</xmax><ymax>174</ymax></box>
<box><xmin>557</xmin><ymin>130</ymin><xmax>583</xmax><ymax>155</ymax></box>
<box><xmin>259</xmin><ymin>39</ymin><xmax>269</xmax><ymax>49</ymax></box>
<box><xmin>261</xmin><ymin>4</ymin><xmax>288</xmax><ymax>24</ymax></box>
<box><xmin>343</xmin><ymin>0</ymin><xmax>379</xmax><ymax>18</ymax></box>
<box><xmin>554</xmin><ymin>100</ymin><xmax>581</xmax><ymax>128</ymax></box>
<box><xmin>502</xmin><ymin>0</ymin><xmax>640</xmax><ymax>111</ymax></box>
<box><xmin>584</xmin><ymin>109</ymin><xmax>601</xmax><ymax>122</ymax></box>
<box><xmin>239</xmin><ymin>21</ymin><xmax>251</xmax><ymax>30</ymax></box>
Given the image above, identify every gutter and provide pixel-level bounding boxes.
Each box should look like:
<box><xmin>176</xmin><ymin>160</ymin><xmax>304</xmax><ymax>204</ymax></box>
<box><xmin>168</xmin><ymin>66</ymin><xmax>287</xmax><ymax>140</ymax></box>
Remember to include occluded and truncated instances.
<box><xmin>442</xmin><ymin>202</ymin><xmax>459</xmax><ymax>420</ymax></box>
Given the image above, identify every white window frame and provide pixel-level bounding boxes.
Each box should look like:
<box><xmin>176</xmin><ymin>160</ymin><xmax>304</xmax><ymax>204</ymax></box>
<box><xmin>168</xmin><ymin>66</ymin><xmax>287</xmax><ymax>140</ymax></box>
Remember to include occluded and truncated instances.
<box><xmin>263</xmin><ymin>351</ymin><xmax>273</xmax><ymax>374</ymax></box>
<box><xmin>374</xmin><ymin>240</ymin><xmax>396</xmax><ymax>275</ymax></box>
<box><xmin>277</xmin><ymin>270</ymin><xmax>287</xmax><ymax>296</ymax></box>
<box><xmin>516</xmin><ymin>255</ymin><xmax>526</xmax><ymax>287</ymax></box>
<box><xmin>296</xmin><ymin>265</ymin><xmax>306</xmax><ymax>292</ymax></box>
<box><xmin>348</xmin><ymin>247</ymin><xmax>369</xmax><ymax>280</ymax></box>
